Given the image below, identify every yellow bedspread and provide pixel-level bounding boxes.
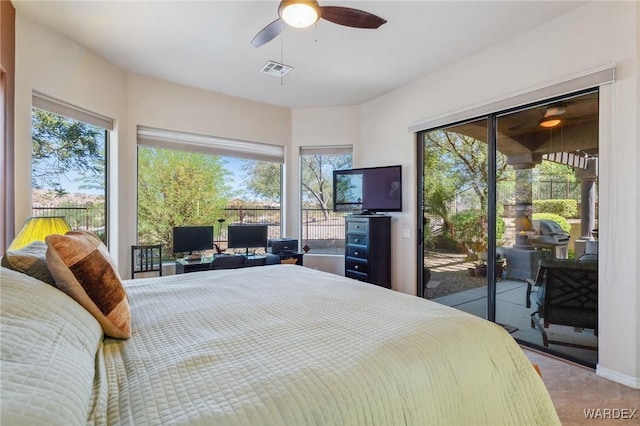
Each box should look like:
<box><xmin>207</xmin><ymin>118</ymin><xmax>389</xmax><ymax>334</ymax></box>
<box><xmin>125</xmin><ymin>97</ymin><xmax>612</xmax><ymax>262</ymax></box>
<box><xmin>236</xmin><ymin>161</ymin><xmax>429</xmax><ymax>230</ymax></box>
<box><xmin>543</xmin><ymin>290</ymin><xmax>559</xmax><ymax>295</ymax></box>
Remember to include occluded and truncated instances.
<box><xmin>98</xmin><ymin>265</ymin><xmax>560</xmax><ymax>425</ymax></box>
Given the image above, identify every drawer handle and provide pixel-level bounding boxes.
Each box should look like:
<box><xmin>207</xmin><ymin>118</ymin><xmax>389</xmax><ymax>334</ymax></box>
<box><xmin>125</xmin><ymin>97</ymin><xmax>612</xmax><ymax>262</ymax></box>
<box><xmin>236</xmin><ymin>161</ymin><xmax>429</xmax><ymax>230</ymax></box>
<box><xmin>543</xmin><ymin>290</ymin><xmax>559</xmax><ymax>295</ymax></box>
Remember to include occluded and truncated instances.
<box><xmin>355</xmin><ymin>225</ymin><xmax>360</xmax><ymax>229</ymax></box>
<box><xmin>354</xmin><ymin>251</ymin><xmax>359</xmax><ymax>256</ymax></box>
<box><xmin>354</xmin><ymin>238</ymin><xmax>360</xmax><ymax>243</ymax></box>
<box><xmin>354</xmin><ymin>265</ymin><xmax>359</xmax><ymax>270</ymax></box>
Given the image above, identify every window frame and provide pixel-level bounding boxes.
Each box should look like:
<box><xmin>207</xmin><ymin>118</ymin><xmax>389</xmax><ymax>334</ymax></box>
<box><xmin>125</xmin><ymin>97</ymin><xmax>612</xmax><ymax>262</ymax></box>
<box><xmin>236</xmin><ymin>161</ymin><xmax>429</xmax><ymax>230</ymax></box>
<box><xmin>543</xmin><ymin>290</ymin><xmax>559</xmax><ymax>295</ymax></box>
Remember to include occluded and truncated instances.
<box><xmin>299</xmin><ymin>145</ymin><xmax>353</xmax><ymax>255</ymax></box>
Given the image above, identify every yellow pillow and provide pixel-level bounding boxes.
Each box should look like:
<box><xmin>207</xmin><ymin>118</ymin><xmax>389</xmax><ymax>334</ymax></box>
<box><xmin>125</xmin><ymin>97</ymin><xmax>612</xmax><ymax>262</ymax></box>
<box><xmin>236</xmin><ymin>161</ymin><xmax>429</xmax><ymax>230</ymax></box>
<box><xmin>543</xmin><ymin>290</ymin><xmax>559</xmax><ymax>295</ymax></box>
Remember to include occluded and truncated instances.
<box><xmin>45</xmin><ymin>230</ymin><xmax>131</xmax><ymax>339</ymax></box>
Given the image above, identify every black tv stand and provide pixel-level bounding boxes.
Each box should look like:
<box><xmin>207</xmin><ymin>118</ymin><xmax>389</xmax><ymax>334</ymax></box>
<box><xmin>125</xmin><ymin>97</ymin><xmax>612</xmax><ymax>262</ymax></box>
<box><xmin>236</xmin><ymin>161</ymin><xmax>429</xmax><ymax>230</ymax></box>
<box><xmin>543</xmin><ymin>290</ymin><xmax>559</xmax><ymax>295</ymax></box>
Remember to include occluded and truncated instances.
<box><xmin>358</xmin><ymin>211</ymin><xmax>386</xmax><ymax>216</ymax></box>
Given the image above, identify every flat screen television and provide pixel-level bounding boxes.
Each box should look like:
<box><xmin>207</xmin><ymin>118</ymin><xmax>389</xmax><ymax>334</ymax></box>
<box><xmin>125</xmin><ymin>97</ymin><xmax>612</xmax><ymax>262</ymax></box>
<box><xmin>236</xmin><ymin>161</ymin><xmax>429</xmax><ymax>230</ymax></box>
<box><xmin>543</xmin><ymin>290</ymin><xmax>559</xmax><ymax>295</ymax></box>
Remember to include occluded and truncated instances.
<box><xmin>333</xmin><ymin>165</ymin><xmax>402</xmax><ymax>214</ymax></box>
<box><xmin>172</xmin><ymin>226</ymin><xmax>214</xmax><ymax>254</ymax></box>
<box><xmin>228</xmin><ymin>224</ymin><xmax>268</xmax><ymax>254</ymax></box>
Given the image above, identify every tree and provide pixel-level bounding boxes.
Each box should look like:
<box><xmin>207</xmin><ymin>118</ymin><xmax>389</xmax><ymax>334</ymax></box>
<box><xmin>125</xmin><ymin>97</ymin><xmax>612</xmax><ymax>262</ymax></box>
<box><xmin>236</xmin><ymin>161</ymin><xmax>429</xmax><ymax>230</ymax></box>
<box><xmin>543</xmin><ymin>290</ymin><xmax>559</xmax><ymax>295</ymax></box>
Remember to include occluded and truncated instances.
<box><xmin>423</xmin><ymin>130</ymin><xmax>510</xmax><ymax>256</ymax></box>
<box><xmin>425</xmin><ymin>130</ymin><xmax>509</xmax><ymax>211</ymax></box>
<box><xmin>241</xmin><ymin>161</ymin><xmax>281</xmax><ymax>202</ymax></box>
<box><xmin>301</xmin><ymin>154</ymin><xmax>351</xmax><ymax>219</ymax></box>
<box><xmin>242</xmin><ymin>154</ymin><xmax>352</xmax><ymax>220</ymax></box>
<box><xmin>137</xmin><ymin>147</ymin><xmax>233</xmax><ymax>254</ymax></box>
<box><xmin>31</xmin><ymin>109</ymin><xmax>105</xmax><ymax>194</ymax></box>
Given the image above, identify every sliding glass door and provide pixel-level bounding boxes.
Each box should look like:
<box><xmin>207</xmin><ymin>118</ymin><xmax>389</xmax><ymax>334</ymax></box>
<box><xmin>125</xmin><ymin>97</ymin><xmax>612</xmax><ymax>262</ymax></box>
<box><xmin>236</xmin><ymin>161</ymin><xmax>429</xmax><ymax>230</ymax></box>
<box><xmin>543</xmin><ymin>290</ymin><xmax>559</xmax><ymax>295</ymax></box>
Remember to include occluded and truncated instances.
<box><xmin>419</xmin><ymin>118</ymin><xmax>490</xmax><ymax>320</ymax></box>
<box><xmin>419</xmin><ymin>90</ymin><xmax>599</xmax><ymax>367</ymax></box>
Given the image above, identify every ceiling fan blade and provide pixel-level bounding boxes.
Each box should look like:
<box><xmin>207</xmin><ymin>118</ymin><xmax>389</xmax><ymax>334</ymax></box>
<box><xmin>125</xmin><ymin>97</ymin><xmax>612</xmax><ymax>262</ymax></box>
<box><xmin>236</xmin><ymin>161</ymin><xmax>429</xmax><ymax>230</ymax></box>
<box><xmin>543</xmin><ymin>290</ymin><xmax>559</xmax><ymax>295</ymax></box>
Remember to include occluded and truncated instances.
<box><xmin>251</xmin><ymin>18</ymin><xmax>285</xmax><ymax>48</ymax></box>
<box><xmin>319</xmin><ymin>6</ymin><xmax>386</xmax><ymax>29</ymax></box>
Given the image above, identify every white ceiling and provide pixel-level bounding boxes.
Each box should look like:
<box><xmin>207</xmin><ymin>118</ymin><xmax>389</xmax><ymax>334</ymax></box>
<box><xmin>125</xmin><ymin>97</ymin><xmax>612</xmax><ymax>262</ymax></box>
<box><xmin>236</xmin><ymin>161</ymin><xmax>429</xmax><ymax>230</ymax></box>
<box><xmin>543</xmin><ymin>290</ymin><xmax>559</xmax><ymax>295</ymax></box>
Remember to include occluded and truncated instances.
<box><xmin>13</xmin><ymin>1</ymin><xmax>587</xmax><ymax>109</ymax></box>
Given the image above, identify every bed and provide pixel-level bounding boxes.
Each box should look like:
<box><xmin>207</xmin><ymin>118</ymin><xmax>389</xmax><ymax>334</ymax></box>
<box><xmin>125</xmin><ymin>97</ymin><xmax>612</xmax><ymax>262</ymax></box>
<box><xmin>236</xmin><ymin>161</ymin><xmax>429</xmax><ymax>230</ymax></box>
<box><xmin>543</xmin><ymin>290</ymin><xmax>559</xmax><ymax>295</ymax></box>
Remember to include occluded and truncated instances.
<box><xmin>1</xmin><ymin>261</ymin><xmax>560</xmax><ymax>425</ymax></box>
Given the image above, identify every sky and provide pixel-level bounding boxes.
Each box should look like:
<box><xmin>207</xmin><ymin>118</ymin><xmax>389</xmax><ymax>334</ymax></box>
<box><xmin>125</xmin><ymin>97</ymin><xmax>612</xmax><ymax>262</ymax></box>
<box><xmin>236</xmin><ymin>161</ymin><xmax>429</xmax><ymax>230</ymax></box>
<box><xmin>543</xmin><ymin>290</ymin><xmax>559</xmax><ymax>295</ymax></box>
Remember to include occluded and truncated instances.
<box><xmin>46</xmin><ymin>155</ymin><xmax>249</xmax><ymax>197</ymax></box>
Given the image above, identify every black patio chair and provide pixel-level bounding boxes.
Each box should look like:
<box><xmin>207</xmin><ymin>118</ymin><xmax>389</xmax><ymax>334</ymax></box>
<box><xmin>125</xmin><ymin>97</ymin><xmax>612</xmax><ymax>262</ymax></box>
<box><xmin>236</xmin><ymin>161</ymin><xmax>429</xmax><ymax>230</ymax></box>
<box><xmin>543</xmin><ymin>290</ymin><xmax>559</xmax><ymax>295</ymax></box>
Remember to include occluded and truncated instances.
<box><xmin>529</xmin><ymin>258</ymin><xmax>598</xmax><ymax>349</ymax></box>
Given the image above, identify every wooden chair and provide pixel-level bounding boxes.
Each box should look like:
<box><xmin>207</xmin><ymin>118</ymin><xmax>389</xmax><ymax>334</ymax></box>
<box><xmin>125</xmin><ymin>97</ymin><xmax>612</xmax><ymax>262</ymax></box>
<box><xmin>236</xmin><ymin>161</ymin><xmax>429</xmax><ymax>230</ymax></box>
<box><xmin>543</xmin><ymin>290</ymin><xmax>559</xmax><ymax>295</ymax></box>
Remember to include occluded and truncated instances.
<box><xmin>529</xmin><ymin>258</ymin><xmax>598</xmax><ymax>349</ymax></box>
<box><xmin>131</xmin><ymin>245</ymin><xmax>163</xmax><ymax>278</ymax></box>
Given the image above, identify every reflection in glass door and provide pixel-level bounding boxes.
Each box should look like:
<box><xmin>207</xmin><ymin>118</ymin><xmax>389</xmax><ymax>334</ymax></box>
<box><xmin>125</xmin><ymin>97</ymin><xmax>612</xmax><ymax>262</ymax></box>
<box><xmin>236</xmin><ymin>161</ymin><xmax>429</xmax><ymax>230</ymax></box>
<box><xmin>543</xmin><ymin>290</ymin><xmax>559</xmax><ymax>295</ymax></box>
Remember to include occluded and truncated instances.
<box><xmin>419</xmin><ymin>118</ymin><xmax>490</xmax><ymax>320</ymax></box>
<box><xmin>419</xmin><ymin>90</ymin><xmax>599</xmax><ymax>367</ymax></box>
<box><xmin>495</xmin><ymin>91</ymin><xmax>599</xmax><ymax>366</ymax></box>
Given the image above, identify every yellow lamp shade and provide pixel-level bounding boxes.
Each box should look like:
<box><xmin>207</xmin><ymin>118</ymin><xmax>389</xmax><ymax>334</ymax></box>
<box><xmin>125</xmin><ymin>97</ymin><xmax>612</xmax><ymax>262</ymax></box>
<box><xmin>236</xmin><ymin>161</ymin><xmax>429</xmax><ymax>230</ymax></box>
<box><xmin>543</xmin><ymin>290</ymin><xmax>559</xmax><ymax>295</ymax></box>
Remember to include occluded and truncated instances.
<box><xmin>8</xmin><ymin>216</ymin><xmax>71</xmax><ymax>251</ymax></box>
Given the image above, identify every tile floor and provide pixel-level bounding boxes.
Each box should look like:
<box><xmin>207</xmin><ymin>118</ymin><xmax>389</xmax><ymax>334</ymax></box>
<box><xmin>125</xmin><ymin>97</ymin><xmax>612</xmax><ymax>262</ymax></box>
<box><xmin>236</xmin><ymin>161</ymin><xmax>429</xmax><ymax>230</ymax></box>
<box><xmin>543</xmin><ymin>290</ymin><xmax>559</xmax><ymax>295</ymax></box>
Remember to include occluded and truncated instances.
<box><xmin>523</xmin><ymin>348</ymin><xmax>640</xmax><ymax>425</ymax></box>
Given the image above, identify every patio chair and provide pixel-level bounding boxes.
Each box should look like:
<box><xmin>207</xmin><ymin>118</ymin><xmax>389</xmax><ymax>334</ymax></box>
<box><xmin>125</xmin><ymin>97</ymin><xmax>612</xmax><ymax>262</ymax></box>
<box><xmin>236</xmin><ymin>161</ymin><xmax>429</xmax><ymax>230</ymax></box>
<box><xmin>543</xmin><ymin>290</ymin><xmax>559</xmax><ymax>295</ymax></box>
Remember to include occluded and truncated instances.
<box><xmin>529</xmin><ymin>258</ymin><xmax>598</xmax><ymax>349</ymax></box>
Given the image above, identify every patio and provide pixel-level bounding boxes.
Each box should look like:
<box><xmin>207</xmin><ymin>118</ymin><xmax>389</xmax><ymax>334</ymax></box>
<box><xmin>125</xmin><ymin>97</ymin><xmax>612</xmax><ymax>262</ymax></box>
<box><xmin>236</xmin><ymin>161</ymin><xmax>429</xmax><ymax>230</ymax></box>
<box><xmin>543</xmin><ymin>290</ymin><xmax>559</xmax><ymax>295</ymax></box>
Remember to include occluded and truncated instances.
<box><xmin>432</xmin><ymin>278</ymin><xmax>598</xmax><ymax>365</ymax></box>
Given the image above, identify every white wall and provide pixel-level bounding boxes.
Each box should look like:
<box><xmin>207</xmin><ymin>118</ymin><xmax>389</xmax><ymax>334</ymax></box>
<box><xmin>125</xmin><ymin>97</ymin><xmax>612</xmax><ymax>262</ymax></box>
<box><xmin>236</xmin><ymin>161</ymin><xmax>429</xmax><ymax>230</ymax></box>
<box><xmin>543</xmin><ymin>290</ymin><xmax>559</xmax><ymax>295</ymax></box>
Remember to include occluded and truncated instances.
<box><xmin>289</xmin><ymin>106</ymin><xmax>361</xmax><ymax>273</ymax></box>
<box><xmin>14</xmin><ymin>1</ymin><xmax>639</xmax><ymax>387</ymax></box>
<box><xmin>14</xmin><ymin>15</ymin><xmax>128</xmax><ymax>256</ymax></box>
<box><xmin>14</xmin><ymin>15</ymin><xmax>291</xmax><ymax>278</ymax></box>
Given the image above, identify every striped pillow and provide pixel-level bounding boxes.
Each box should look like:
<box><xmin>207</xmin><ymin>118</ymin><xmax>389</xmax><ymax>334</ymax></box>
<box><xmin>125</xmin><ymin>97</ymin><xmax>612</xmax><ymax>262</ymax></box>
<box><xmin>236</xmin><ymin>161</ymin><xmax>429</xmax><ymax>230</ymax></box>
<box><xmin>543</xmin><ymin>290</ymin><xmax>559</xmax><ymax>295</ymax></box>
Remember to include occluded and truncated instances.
<box><xmin>45</xmin><ymin>230</ymin><xmax>131</xmax><ymax>339</ymax></box>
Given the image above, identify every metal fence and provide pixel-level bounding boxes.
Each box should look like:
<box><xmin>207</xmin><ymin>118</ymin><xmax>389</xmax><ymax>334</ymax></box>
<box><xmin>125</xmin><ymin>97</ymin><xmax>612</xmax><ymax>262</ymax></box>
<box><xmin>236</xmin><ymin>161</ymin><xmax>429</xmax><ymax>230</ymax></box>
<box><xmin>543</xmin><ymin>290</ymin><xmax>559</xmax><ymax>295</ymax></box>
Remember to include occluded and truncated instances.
<box><xmin>32</xmin><ymin>204</ymin><xmax>348</xmax><ymax>253</ymax></box>
<box><xmin>217</xmin><ymin>207</ymin><xmax>282</xmax><ymax>241</ymax></box>
<box><xmin>498</xmin><ymin>179</ymin><xmax>582</xmax><ymax>205</ymax></box>
<box><xmin>32</xmin><ymin>203</ymin><xmax>106</xmax><ymax>238</ymax></box>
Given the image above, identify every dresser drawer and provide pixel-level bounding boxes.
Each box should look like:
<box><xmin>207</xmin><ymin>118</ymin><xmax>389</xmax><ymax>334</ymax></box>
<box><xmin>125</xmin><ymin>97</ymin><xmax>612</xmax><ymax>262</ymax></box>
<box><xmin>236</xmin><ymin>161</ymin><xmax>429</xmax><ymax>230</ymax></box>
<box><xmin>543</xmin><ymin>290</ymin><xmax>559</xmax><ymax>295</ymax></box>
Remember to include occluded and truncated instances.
<box><xmin>346</xmin><ymin>220</ymin><xmax>368</xmax><ymax>233</ymax></box>
<box><xmin>343</xmin><ymin>215</ymin><xmax>390</xmax><ymax>287</ymax></box>
<box><xmin>346</xmin><ymin>233</ymin><xmax>368</xmax><ymax>246</ymax></box>
<box><xmin>345</xmin><ymin>257</ymin><xmax>369</xmax><ymax>275</ymax></box>
<box><xmin>346</xmin><ymin>245</ymin><xmax>367</xmax><ymax>259</ymax></box>
<box><xmin>346</xmin><ymin>269</ymin><xmax>368</xmax><ymax>282</ymax></box>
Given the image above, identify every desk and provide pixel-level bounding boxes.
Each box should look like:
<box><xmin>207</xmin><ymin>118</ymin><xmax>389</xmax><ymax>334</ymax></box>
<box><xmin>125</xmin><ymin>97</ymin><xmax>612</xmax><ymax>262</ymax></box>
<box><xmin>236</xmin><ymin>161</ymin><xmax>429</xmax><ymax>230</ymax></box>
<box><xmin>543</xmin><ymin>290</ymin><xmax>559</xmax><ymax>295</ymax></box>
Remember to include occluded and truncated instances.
<box><xmin>276</xmin><ymin>251</ymin><xmax>304</xmax><ymax>266</ymax></box>
<box><xmin>175</xmin><ymin>253</ymin><xmax>303</xmax><ymax>274</ymax></box>
<box><xmin>175</xmin><ymin>257</ymin><xmax>213</xmax><ymax>274</ymax></box>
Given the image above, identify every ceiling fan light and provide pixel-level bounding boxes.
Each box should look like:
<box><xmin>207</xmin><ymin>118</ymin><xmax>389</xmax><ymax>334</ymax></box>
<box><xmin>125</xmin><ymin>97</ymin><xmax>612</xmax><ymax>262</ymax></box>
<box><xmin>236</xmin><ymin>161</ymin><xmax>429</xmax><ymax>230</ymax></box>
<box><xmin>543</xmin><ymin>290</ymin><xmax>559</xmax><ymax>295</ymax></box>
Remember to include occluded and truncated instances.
<box><xmin>539</xmin><ymin>116</ymin><xmax>562</xmax><ymax>128</ymax></box>
<box><xmin>280</xmin><ymin>1</ymin><xmax>319</xmax><ymax>28</ymax></box>
<box><xmin>545</xmin><ymin>105</ymin><xmax>566</xmax><ymax>117</ymax></box>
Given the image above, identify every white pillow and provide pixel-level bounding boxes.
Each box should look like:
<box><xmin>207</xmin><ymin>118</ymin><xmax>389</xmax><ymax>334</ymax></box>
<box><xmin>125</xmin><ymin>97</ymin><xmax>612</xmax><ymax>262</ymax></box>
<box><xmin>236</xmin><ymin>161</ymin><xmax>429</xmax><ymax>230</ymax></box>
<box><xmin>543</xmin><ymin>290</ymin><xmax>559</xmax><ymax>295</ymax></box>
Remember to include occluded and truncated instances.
<box><xmin>0</xmin><ymin>267</ymin><xmax>103</xmax><ymax>426</ymax></box>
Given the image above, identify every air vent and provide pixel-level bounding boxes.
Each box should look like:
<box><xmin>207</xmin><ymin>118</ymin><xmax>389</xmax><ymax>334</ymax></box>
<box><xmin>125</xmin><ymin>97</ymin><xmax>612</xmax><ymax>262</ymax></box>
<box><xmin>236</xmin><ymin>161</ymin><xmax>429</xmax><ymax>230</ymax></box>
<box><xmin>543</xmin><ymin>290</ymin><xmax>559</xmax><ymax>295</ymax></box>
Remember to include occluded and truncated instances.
<box><xmin>260</xmin><ymin>60</ymin><xmax>292</xmax><ymax>77</ymax></box>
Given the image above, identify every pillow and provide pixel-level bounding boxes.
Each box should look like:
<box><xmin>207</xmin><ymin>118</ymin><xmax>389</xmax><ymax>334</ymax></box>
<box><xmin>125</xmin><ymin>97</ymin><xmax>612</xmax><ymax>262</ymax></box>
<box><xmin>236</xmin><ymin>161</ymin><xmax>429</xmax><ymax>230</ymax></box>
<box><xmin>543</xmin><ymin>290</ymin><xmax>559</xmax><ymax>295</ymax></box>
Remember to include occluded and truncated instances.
<box><xmin>1</xmin><ymin>267</ymin><xmax>103</xmax><ymax>426</ymax></box>
<box><xmin>45</xmin><ymin>230</ymin><xmax>131</xmax><ymax>339</ymax></box>
<box><xmin>1</xmin><ymin>241</ymin><xmax>56</xmax><ymax>285</ymax></box>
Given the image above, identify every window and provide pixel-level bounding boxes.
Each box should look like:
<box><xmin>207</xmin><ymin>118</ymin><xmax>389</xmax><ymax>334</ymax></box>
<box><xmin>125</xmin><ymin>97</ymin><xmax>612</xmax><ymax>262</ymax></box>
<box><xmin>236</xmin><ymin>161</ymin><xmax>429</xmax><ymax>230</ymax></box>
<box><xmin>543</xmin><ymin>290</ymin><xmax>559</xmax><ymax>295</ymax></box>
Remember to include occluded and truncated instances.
<box><xmin>300</xmin><ymin>146</ymin><xmax>352</xmax><ymax>254</ymax></box>
<box><xmin>136</xmin><ymin>127</ymin><xmax>283</xmax><ymax>258</ymax></box>
<box><xmin>31</xmin><ymin>93</ymin><xmax>110</xmax><ymax>243</ymax></box>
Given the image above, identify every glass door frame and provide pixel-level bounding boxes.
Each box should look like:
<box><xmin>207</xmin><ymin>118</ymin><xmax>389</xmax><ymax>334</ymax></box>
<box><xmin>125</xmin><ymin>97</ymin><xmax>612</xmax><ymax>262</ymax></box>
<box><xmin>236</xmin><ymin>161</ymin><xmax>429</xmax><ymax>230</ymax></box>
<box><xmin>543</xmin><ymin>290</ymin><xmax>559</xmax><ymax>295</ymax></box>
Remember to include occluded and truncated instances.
<box><xmin>416</xmin><ymin>88</ymin><xmax>599</xmax><ymax>367</ymax></box>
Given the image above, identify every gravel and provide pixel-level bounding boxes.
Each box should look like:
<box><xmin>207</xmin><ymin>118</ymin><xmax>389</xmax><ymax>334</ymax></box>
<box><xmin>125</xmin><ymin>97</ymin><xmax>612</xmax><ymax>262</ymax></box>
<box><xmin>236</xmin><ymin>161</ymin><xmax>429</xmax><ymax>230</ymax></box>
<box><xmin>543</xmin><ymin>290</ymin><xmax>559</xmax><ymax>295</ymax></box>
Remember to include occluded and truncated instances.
<box><xmin>424</xmin><ymin>269</ymin><xmax>488</xmax><ymax>299</ymax></box>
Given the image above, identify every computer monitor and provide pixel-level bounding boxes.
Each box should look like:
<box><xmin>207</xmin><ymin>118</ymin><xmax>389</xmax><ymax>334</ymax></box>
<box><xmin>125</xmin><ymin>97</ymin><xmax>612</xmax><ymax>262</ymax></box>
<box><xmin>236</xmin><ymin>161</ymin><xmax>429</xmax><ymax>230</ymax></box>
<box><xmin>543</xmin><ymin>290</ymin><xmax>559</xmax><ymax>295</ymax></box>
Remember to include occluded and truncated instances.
<box><xmin>227</xmin><ymin>225</ymin><xmax>268</xmax><ymax>254</ymax></box>
<box><xmin>172</xmin><ymin>226</ymin><xmax>214</xmax><ymax>255</ymax></box>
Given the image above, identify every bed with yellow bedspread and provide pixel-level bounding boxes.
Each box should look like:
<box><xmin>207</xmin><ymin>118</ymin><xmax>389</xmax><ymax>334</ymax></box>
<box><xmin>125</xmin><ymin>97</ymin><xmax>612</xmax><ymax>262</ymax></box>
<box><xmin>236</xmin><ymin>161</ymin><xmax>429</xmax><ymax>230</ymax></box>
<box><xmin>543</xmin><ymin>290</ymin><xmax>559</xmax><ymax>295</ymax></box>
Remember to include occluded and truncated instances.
<box><xmin>1</xmin><ymin>265</ymin><xmax>559</xmax><ymax>425</ymax></box>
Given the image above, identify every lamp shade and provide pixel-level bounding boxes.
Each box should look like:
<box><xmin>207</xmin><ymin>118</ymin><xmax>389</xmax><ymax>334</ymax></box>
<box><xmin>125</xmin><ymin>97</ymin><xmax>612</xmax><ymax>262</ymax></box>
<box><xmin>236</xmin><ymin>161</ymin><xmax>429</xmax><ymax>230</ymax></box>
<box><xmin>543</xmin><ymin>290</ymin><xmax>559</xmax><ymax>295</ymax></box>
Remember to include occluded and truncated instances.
<box><xmin>539</xmin><ymin>116</ymin><xmax>562</xmax><ymax>128</ymax></box>
<box><xmin>8</xmin><ymin>216</ymin><xmax>71</xmax><ymax>251</ymax></box>
<box><xmin>280</xmin><ymin>1</ymin><xmax>320</xmax><ymax>28</ymax></box>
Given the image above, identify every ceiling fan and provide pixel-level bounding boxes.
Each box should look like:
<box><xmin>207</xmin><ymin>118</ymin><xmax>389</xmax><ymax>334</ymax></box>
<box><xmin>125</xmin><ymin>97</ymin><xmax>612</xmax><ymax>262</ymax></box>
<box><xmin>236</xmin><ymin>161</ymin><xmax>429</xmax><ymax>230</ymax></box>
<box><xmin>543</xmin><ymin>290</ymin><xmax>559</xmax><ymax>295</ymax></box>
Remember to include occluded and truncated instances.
<box><xmin>251</xmin><ymin>1</ymin><xmax>387</xmax><ymax>48</ymax></box>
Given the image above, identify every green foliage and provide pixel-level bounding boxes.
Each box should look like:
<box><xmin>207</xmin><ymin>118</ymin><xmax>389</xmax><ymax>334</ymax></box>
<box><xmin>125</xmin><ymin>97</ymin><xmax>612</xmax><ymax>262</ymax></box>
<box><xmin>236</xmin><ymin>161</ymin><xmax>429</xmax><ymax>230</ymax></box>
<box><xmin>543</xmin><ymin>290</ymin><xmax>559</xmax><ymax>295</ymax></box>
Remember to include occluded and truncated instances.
<box><xmin>421</xmin><ymin>130</ymin><xmax>511</xmax><ymax>256</ymax></box>
<box><xmin>241</xmin><ymin>161</ymin><xmax>282</xmax><ymax>202</ymax></box>
<box><xmin>537</xmin><ymin>160</ymin><xmax>576</xmax><ymax>183</ymax></box>
<box><xmin>449</xmin><ymin>209</ymin><xmax>505</xmax><ymax>256</ymax></box>
<box><xmin>424</xmin><ymin>130</ymin><xmax>509</xmax><ymax>212</ymax></box>
<box><xmin>532</xmin><ymin>213</ymin><xmax>570</xmax><ymax>233</ymax></box>
<box><xmin>533</xmin><ymin>199</ymin><xmax>578</xmax><ymax>218</ymax></box>
<box><xmin>31</xmin><ymin>108</ymin><xmax>105</xmax><ymax>193</ymax></box>
<box><xmin>137</xmin><ymin>147</ymin><xmax>233</xmax><ymax>255</ymax></box>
